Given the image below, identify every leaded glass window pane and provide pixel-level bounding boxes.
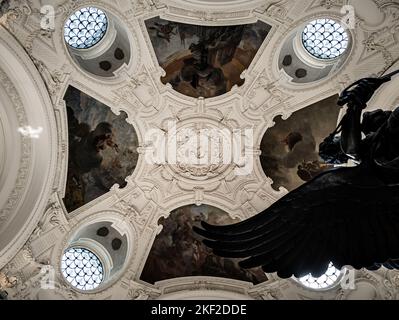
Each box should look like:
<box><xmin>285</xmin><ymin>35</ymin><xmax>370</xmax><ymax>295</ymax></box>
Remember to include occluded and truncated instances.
<box><xmin>61</xmin><ymin>247</ymin><xmax>104</xmax><ymax>290</ymax></box>
<box><xmin>302</xmin><ymin>19</ymin><xmax>349</xmax><ymax>60</ymax></box>
<box><xmin>64</xmin><ymin>7</ymin><xmax>108</xmax><ymax>49</ymax></box>
<box><xmin>298</xmin><ymin>262</ymin><xmax>342</xmax><ymax>289</ymax></box>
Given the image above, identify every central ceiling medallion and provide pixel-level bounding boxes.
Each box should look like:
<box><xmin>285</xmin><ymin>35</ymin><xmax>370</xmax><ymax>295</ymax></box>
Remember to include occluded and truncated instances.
<box><xmin>145</xmin><ymin>17</ymin><xmax>272</xmax><ymax>98</ymax></box>
<box><xmin>167</xmin><ymin>120</ymin><xmax>233</xmax><ymax>181</ymax></box>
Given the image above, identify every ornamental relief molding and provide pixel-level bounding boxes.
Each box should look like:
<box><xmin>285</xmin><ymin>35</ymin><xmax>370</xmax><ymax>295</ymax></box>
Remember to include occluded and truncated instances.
<box><xmin>112</xmin><ymin>194</ymin><xmax>158</xmax><ymax>233</ymax></box>
<box><xmin>334</xmin><ymin>270</ymin><xmax>381</xmax><ymax>300</ymax></box>
<box><xmin>112</xmin><ymin>66</ymin><xmax>162</xmax><ymax>117</ymax></box>
<box><xmin>0</xmin><ymin>68</ymin><xmax>32</xmax><ymax>226</ymax></box>
<box><xmin>382</xmin><ymin>270</ymin><xmax>399</xmax><ymax>300</ymax></box>
<box><xmin>0</xmin><ymin>244</ymin><xmax>57</xmax><ymax>300</ymax></box>
<box><xmin>127</xmin><ymin>105</ymin><xmax>277</xmax><ymax>215</ymax></box>
<box><xmin>3</xmin><ymin>0</ymin><xmax>399</xmax><ymax>299</ymax></box>
<box><xmin>1</xmin><ymin>0</ymin><xmax>57</xmax><ymax>60</ymax></box>
<box><xmin>29</xmin><ymin>194</ymin><xmax>69</xmax><ymax>242</ymax></box>
<box><xmin>161</xmin><ymin>7</ymin><xmax>254</xmax><ymax>25</ymax></box>
<box><xmin>361</xmin><ymin>1</ymin><xmax>399</xmax><ymax>33</ymax></box>
<box><xmin>243</xmin><ymin>69</ymin><xmax>294</xmax><ymax>122</ymax></box>
<box><xmin>155</xmin><ymin>0</ymin><xmax>265</xmax><ymax>25</ymax></box>
<box><xmin>30</xmin><ymin>57</ymin><xmax>69</xmax><ymax>104</ymax></box>
<box><xmin>358</xmin><ymin>3</ymin><xmax>399</xmax><ymax>76</ymax></box>
<box><xmin>130</xmin><ymin>0</ymin><xmax>164</xmax><ymax>17</ymax></box>
<box><xmin>128</xmin><ymin>286</ymin><xmax>159</xmax><ymax>300</ymax></box>
<box><xmin>318</xmin><ymin>0</ymin><xmax>347</xmax><ymax>10</ymax></box>
<box><xmin>156</xmin><ymin>276</ymin><xmax>253</xmax><ymax>297</ymax></box>
<box><xmin>256</xmin><ymin>288</ymin><xmax>285</xmax><ymax>300</ymax></box>
<box><xmin>254</xmin><ymin>0</ymin><xmax>292</xmax><ymax>24</ymax></box>
<box><xmin>0</xmin><ymin>0</ymin><xmax>31</xmax><ymax>33</ymax></box>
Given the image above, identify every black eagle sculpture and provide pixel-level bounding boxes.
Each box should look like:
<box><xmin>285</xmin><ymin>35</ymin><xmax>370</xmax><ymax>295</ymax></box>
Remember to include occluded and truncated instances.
<box><xmin>194</xmin><ymin>69</ymin><xmax>399</xmax><ymax>279</ymax></box>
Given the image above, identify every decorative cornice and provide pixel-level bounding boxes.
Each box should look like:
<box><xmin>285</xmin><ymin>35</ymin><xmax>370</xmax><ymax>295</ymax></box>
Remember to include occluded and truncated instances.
<box><xmin>0</xmin><ymin>68</ymin><xmax>32</xmax><ymax>225</ymax></box>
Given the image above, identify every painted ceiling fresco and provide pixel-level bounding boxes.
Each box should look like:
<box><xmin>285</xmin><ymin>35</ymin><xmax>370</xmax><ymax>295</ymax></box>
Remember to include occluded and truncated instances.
<box><xmin>141</xmin><ymin>204</ymin><xmax>268</xmax><ymax>284</ymax></box>
<box><xmin>145</xmin><ymin>17</ymin><xmax>272</xmax><ymax>98</ymax></box>
<box><xmin>260</xmin><ymin>95</ymin><xmax>341</xmax><ymax>192</ymax></box>
<box><xmin>63</xmin><ymin>86</ymin><xmax>139</xmax><ymax>212</ymax></box>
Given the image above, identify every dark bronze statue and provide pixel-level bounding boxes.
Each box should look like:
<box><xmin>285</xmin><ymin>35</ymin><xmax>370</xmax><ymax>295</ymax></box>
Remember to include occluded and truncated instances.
<box><xmin>194</xmin><ymin>69</ymin><xmax>399</xmax><ymax>278</ymax></box>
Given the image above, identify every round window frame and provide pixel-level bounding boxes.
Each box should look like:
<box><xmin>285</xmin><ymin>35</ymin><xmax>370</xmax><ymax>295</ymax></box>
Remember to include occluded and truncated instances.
<box><xmin>293</xmin><ymin>17</ymin><xmax>351</xmax><ymax>69</ymax></box>
<box><xmin>56</xmin><ymin>212</ymin><xmax>138</xmax><ymax>296</ymax></box>
<box><xmin>293</xmin><ymin>263</ymin><xmax>347</xmax><ymax>291</ymax></box>
<box><xmin>61</xmin><ymin>247</ymin><xmax>105</xmax><ymax>292</ymax></box>
<box><xmin>301</xmin><ymin>18</ymin><xmax>350</xmax><ymax>61</ymax></box>
<box><xmin>63</xmin><ymin>6</ymin><xmax>110</xmax><ymax>51</ymax></box>
<box><xmin>60</xmin><ymin>239</ymin><xmax>113</xmax><ymax>293</ymax></box>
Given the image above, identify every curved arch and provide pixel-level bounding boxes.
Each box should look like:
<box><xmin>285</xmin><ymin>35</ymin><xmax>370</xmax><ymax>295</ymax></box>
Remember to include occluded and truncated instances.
<box><xmin>0</xmin><ymin>26</ymin><xmax>58</xmax><ymax>268</ymax></box>
<box><xmin>54</xmin><ymin>210</ymin><xmax>137</xmax><ymax>294</ymax></box>
<box><xmin>156</xmin><ymin>277</ymin><xmax>255</xmax><ymax>300</ymax></box>
<box><xmin>270</xmin><ymin>11</ymin><xmax>359</xmax><ymax>91</ymax></box>
<box><xmin>58</xmin><ymin>3</ymin><xmax>140</xmax><ymax>82</ymax></box>
<box><xmin>166</xmin><ymin>0</ymin><xmax>264</xmax><ymax>10</ymax></box>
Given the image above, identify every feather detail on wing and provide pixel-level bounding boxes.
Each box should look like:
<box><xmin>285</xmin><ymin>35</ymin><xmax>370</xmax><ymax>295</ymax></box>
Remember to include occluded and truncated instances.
<box><xmin>194</xmin><ymin>166</ymin><xmax>399</xmax><ymax>278</ymax></box>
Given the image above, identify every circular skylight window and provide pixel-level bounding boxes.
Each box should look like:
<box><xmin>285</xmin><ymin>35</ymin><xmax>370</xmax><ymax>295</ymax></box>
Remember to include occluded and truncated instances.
<box><xmin>64</xmin><ymin>7</ymin><xmax>108</xmax><ymax>49</ymax></box>
<box><xmin>297</xmin><ymin>263</ymin><xmax>342</xmax><ymax>290</ymax></box>
<box><xmin>302</xmin><ymin>19</ymin><xmax>349</xmax><ymax>60</ymax></box>
<box><xmin>61</xmin><ymin>247</ymin><xmax>104</xmax><ymax>291</ymax></box>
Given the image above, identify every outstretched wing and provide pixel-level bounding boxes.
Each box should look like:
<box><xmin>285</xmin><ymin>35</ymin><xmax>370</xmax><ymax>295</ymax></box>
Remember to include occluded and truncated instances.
<box><xmin>194</xmin><ymin>165</ymin><xmax>399</xmax><ymax>279</ymax></box>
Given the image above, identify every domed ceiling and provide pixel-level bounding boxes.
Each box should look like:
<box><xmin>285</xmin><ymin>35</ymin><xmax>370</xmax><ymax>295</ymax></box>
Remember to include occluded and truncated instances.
<box><xmin>0</xmin><ymin>0</ymin><xmax>399</xmax><ymax>301</ymax></box>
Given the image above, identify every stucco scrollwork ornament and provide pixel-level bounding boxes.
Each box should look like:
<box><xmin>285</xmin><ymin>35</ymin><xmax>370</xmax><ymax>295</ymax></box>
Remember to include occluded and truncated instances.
<box><xmin>363</xmin><ymin>34</ymin><xmax>394</xmax><ymax>76</ymax></box>
<box><xmin>114</xmin><ymin>67</ymin><xmax>159</xmax><ymax>113</ymax></box>
<box><xmin>30</xmin><ymin>57</ymin><xmax>64</xmax><ymax>103</ymax></box>
<box><xmin>246</xmin><ymin>71</ymin><xmax>292</xmax><ymax>113</ymax></box>
<box><xmin>57</xmin><ymin>0</ymin><xmax>82</xmax><ymax>16</ymax></box>
<box><xmin>257</xmin><ymin>0</ymin><xmax>290</xmax><ymax>22</ymax></box>
<box><xmin>168</xmin><ymin>121</ymin><xmax>232</xmax><ymax>181</ymax></box>
<box><xmin>23</xmin><ymin>17</ymin><xmax>55</xmax><ymax>56</ymax></box>
<box><xmin>359</xmin><ymin>2</ymin><xmax>399</xmax><ymax>75</ymax></box>
<box><xmin>258</xmin><ymin>288</ymin><xmax>284</xmax><ymax>300</ymax></box>
<box><xmin>0</xmin><ymin>68</ymin><xmax>31</xmax><ymax>225</ymax></box>
<box><xmin>382</xmin><ymin>270</ymin><xmax>399</xmax><ymax>300</ymax></box>
<box><xmin>133</xmin><ymin>0</ymin><xmax>162</xmax><ymax>14</ymax></box>
<box><xmin>320</xmin><ymin>0</ymin><xmax>346</xmax><ymax>10</ymax></box>
<box><xmin>31</xmin><ymin>200</ymin><xmax>63</xmax><ymax>240</ymax></box>
<box><xmin>380</xmin><ymin>2</ymin><xmax>399</xmax><ymax>33</ymax></box>
<box><xmin>127</xmin><ymin>279</ymin><xmax>160</xmax><ymax>300</ymax></box>
<box><xmin>0</xmin><ymin>272</ymin><xmax>17</xmax><ymax>289</ymax></box>
<box><xmin>11</xmin><ymin>252</ymin><xmax>54</xmax><ymax>300</ymax></box>
<box><xmin>132</xmin><ymin>0</ymin><xmax>151</xmax><ymax>14</ymax></box>
<box><xmin>0</xmin><ymin>0</ymin><xmax>31</xmax><ymax>32</ymax></box>
<box><xmin>113</xmin><ymin>193</ymin><xmax>154</xmax><ymax>231</ymax></box>
<box><xmin>192</xmin><ymin>279</ymin><xmax>212</xmax><ymax>290</ymax></box>
<box><xmin>115</xmin><ymin>200</ymin><xmax>148</xmax><ymax>227</ymax></box>
<box><xmin>128</xmin><ymin>288</ymin><xmax>152</xmax><ymax>300</ymax></box>
<box><xmin>0</xmin><ymin>271</ymin><xmax>17</xmax><ymax>300</ymax></box>
<box><xmin>194</xmin><ymin>10</ymin><xmax>218</xmax><ymax>22</ymax></box>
